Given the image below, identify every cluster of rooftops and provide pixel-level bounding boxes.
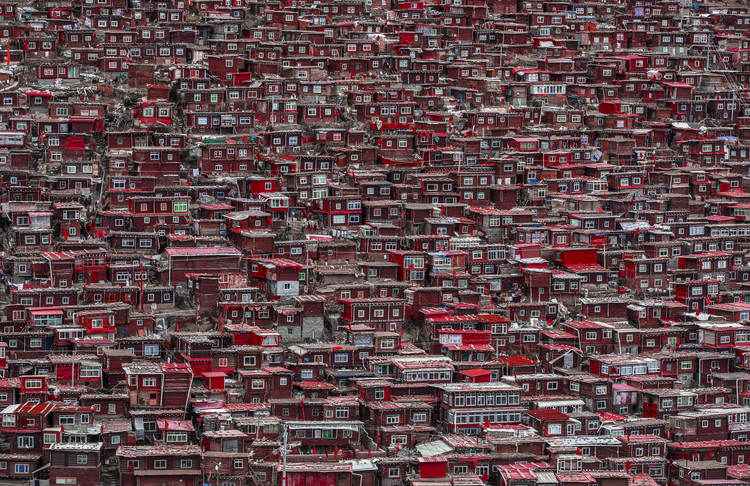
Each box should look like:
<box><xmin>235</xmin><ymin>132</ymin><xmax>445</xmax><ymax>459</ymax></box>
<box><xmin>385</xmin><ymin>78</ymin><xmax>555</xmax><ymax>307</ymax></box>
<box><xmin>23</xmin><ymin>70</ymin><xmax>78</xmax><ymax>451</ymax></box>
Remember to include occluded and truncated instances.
<box><xmin>7</xmin><ymin>0</ymin><xmax>750</xmax><ymax>484</ymax></box>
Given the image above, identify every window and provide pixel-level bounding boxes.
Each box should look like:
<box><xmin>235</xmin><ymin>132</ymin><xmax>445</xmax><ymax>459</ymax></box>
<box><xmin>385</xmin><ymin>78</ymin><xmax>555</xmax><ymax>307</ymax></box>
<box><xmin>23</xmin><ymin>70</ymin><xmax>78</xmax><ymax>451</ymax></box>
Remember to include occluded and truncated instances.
<box><xmin>144</xmin><ymin>344</ymin><xmax>159</xmax><ymax>356</ymax></box>
<box><xmin>15</xmin><ymin>464</ymin><xmax>29</xmax><ymax>474</ymax></box>
<box><xmin>335</xmin><ymin>408</ymin><xmax>349</xmax><ymax>418</ymax></box>
<box><xmin>25</xmin><ymin>379</ymin><xmax>42</xmax><ymax>389</ymax></box>
<box><xmin>1</xmin><ymin>414</ymin><xmax>14</xmax><ymax>428</ymax></box>
<box><xmin>77</xmin><ymin>455</ymin><xmax>88</xmax><ymax>465</ymax></box>
<box><xmin>154</xmin><ymin>460</ymin><xmax>167</xmax><ymax>469</ymax></box>
<box><xmin>166</xmin><ymin>432</ymin><xmax>187</xmax><ymax>443</ymax></box>
<box><xmin>18</xmin><ymin>436</ymin><xmax>33</xmax><ymax>448</ymax></box>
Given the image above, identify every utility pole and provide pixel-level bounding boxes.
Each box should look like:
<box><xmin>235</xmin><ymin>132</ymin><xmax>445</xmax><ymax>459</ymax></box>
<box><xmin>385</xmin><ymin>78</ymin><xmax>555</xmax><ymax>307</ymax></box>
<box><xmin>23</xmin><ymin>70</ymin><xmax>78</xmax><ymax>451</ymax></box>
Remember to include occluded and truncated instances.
<box><xmin>281</xmin><ymin>425</ymin><xmax>289</xmax><ymax>486</ymax></box>
<box><xmin>71</xmin><ymin>346</ymin><xmax>75</xmax><ymax>388</ymax></box>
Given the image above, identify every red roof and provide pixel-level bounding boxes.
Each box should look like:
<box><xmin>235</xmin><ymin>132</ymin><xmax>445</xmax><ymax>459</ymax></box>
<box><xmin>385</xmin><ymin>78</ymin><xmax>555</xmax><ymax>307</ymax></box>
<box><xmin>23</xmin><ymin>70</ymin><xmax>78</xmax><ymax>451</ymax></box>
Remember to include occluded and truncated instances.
<box><xmin>5</xmin><ymin>402</ymin><xmax>55</xmax><ymax>415</ymax></box>
<box><xmin>165</xmin><ymin>247</ymin><xmax>242</xmax><ymax>256</ymax></box>
<box><xmin>160</xmin><ymin>363</ymin><xmax>192</xmax><ymax>373</ymax></box>
<box><xmin>156</xmin><ymin>419</ymin><xmax>195</xmax><ymax>431</ymax></box>
<box><xmin>459</xmin><ymin>369</ymin><xmax>493</xmax><ymax>377</ymax></box>
<box><xmin>598</xmin><ymin>412</ymin><xmax>627</xmax><ymax>422</ymax></box>
<box><xmin>202</xmin><ymin>372</ymin><xmax>227</xmax><ymax>378</ymax></box>
<box><xmin>418</xmin><ymin>456</ymin><xmax>447</xmax><ymax>463</ymax></box>
<box><xmin>525</xmin><ymin>409</ymin><xmax>570</xmax><ymax>421</ymax></box>
<box><xmin>499</xmin><ymin>355</ymin><xmax>538</xmax><ymax>367</ymax></box>
<box><xmin>25</xmin><ymin>91</ymin><xmax>52</xmax><ymax>97</ymax></box>
<box><xmin>297</xmin><ymin>382</ymin><xmax>336</xmax><ymax>389</ymax></box>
